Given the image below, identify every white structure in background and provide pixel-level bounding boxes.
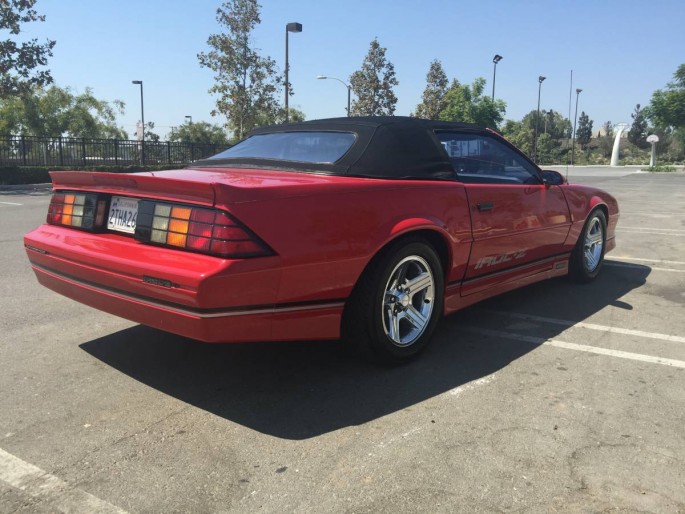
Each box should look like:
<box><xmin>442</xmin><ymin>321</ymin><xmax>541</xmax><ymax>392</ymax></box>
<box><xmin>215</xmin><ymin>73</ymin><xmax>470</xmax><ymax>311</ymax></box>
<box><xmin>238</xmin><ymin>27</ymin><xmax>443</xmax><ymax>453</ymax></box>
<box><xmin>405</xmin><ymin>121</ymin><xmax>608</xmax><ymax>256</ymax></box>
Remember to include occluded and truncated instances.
<box><xmin>647</xmin><ymin>134</ymin><xmax>659</xmax><ymax>167</ymax></box>
<box><xmin>135</xmin><ymin>121</ymin><xmax>143</xmax><ymax>141</ymax></box>
<box><xmin>610</xmin><ymin>122</ymin><xmax>629</xmax><ymax>167</ymax></box>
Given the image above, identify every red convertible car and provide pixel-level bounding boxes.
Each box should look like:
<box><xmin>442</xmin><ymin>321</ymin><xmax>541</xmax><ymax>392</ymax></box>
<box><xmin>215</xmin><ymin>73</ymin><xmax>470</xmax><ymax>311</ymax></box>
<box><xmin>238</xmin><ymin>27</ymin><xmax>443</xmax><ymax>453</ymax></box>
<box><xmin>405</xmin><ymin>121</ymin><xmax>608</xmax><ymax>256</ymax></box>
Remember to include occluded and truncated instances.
<box><xmin>24</xmin><ymin>117</ymin><xmax>619</xmax><ymax>363</ymax></box>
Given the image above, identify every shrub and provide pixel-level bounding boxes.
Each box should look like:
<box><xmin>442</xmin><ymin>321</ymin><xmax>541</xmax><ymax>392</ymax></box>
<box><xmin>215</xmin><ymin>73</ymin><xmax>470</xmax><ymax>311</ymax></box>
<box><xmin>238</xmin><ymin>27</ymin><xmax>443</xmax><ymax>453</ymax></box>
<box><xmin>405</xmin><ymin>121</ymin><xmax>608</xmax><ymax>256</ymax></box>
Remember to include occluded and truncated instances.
<box><xmin>0</xmin><ymin>164</ymin><xmax>187</xmax><ymax>185</ymax></box>
<box><xmin>645</xmin><ymin>165</ymin><xmax>676</xmax><ymax>172</ymax></box>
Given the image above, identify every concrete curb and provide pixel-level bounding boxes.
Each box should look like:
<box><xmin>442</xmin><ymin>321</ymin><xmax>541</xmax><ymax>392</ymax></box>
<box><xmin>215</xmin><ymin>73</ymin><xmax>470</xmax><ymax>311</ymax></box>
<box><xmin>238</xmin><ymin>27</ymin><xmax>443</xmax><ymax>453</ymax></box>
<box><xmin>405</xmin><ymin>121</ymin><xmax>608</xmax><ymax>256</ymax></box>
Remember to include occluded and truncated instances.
<box><xmin>0</xmin><ymin>183</ymin><xmax>52</xmax><ymax>192</ymax></box>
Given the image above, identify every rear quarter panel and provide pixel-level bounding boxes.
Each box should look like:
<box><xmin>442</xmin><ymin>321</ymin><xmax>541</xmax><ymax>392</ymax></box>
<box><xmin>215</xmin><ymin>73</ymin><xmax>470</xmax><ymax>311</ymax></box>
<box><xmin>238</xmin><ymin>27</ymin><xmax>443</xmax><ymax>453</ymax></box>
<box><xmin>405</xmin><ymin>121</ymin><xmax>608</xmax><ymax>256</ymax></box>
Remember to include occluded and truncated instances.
<box><xmin>215</xmin><ymin>180</ymin><xmax>473</xmax><ymax>305</ymax></box>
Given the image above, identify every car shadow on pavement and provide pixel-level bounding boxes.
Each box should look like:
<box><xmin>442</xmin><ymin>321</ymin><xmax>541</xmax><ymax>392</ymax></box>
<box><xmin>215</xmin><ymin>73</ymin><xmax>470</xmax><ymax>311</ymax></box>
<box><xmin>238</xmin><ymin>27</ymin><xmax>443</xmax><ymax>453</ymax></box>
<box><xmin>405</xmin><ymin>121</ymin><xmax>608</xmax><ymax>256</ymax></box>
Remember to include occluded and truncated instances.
<box><xmin>80</xmin><ymin>261</ymin><xmax>649</xmax><ymax>440</ymax></box>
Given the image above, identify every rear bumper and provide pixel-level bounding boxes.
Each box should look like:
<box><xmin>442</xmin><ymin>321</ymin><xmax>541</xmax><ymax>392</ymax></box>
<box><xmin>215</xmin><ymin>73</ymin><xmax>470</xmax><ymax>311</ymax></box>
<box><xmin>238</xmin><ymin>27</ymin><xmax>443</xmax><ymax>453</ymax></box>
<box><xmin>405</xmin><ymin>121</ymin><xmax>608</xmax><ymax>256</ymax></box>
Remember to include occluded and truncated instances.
<box><xmin>24</xmin><ymin>226</ymin><xmax>344</xmax><ymax>342</ymax></box>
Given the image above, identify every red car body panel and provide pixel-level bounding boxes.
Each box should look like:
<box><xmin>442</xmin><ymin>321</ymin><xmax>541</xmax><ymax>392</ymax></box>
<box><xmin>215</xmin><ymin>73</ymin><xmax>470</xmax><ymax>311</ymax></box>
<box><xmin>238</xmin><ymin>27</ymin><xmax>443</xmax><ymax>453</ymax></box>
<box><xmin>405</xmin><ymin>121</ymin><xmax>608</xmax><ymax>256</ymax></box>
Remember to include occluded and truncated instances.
<box><xmin>25</xmin><ymin>167</ymin><xmax>618</xmax><ymax>344</ymax></box>
<box><xmin>24</xmin><ymin>118</ymin><xmax>619</xmax><ymax>345</ymax></box>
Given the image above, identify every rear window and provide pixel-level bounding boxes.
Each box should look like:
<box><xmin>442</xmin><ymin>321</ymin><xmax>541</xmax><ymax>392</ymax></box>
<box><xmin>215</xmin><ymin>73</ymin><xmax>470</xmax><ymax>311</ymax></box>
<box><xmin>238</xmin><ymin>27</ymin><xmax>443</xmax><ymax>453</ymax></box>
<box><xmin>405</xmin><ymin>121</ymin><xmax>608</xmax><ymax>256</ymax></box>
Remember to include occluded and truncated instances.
<box><xmin>208</xmin><ymin>131</ymin><xmax>356</xmax><ymax>164</ymax></box>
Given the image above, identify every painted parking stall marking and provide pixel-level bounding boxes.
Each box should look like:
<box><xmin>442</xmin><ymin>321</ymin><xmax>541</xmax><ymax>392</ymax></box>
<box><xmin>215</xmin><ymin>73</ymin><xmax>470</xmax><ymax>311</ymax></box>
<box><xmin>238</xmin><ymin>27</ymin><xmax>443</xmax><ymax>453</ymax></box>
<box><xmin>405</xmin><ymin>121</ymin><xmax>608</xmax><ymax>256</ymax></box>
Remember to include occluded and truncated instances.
<box><xmin>0</xmin><ymin>447</ymin><xmax>128</xmax><ymax>514</ymax></box>
<box><xmin>609</xmin><ymin>256</ymin><xmax>685</xmax><ymax>267</ymax></box>
<box><xmin>465</xmin><ymin>327</ymin><xmax>685</xmax><ymax>369</ymax></box>
<box><xmin>481</xmin><ymin>310</ymin><xmax>685</xmax><ymax>344</ymax></box>
<box><xmin>620</xmin><ymin>211</ymin><xmax>685</xmax><ymax>217</ymax></box>
<box><xmin>605</xmin><ymin>261</ymin><xmax>685</xmax><ymax>273</ymax></box>
<box><xmin>619</xmin><ymin>227</ymin><xmax>685</xmax><ymax>237</ymax></box>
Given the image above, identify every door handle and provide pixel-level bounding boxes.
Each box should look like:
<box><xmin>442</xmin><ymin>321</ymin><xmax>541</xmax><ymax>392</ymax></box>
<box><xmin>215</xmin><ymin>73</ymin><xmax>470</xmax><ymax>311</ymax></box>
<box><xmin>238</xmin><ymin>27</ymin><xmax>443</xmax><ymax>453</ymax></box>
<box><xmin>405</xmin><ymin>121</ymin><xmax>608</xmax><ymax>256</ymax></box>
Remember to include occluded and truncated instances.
<box><xmin>477</xmin><ymin>202</ymin><xmax>494</xmax><ymax>212</ymax></box>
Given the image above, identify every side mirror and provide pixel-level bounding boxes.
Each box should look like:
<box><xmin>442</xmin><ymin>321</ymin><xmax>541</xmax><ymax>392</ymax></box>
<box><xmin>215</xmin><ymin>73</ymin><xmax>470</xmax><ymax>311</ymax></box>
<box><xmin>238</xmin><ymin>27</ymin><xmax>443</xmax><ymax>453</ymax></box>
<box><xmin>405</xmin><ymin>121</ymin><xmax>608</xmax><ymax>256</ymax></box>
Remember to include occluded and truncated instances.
<box><xmin>541</xmin><ymin>170</ymin><xmax>566</xmax><ymax>186</ymax></box>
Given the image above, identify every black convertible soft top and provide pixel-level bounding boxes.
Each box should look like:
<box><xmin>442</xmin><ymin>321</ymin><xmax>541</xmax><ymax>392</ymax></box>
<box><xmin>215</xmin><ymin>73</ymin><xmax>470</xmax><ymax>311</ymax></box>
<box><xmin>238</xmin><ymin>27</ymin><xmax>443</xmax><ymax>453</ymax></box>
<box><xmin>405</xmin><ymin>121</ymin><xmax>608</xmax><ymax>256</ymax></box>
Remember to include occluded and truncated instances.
<box><xmin>191</xmin><ymin>116</ymin><xmax>494</xmax><ymax>180</ymax></box>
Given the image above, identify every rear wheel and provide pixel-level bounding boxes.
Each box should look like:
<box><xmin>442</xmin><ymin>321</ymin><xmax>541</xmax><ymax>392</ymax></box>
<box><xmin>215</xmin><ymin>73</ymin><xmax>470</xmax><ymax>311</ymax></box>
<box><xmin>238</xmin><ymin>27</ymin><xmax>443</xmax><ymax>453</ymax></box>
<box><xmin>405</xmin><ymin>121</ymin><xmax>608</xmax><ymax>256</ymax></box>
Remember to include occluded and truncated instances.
<box><xmin>343</xmin><ymin>239</ymin><xmax>444</xmax><ymax>364</ymax></box>
<box><xmin>569</xmin><ymin>209</ymin><xmax>606</xmax><ymax>283</ymax></box>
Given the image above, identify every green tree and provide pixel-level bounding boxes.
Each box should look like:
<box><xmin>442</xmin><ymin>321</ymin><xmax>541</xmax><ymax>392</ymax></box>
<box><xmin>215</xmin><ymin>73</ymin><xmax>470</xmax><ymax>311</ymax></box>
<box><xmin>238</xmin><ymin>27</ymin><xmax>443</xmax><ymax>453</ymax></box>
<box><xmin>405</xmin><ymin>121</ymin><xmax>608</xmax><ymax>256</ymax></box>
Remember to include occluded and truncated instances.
<box><xmin>575</xmin><ymin>111</ymin><xmax>593</xmax><ymax>149</ymax></box>
<box><xmin>198</xmin><ymin>0</ymin><xmax>282</xmax><ymax>139</ymax></box>
<box><xmin>501</xmin><ymin>110</ymin><xmax>570</xmax><ymax>161</ymax></box>
<box><xmin>540</xmin><ymin>110</ymin><xmax>571</xmax><ymax>139</ymax></box>
<box><xmin>0</xmin><ymin>85</ymin><xmax>126</xmax><ymax>138</ymax></box>
<box><xmin>286</xmin><ymin>107</ymin><xmax>305</xmax><ymax>123</ymax></box>
<box><xmin>276</xmin><ymin>106</ymin><xmax>305</xmax><ymax>125</ymax></box>
<box><xmin>1</xmin><ymin>0</ymin><xmax>55</xmax><ymax>98</ymax></box>
<box><xmin>597</xmin><ymin>123</ymin><xmax>614</xmax><ymax>159</ymax></box>
<box><xmin>349</xmin><ymin>38</ymin><xmax>398</xmax><ymax>116</ymax></box>
<box><xmin>247</xmin><ymin>107</ymin><xmax>305</xmax><ymax>139</ymax></box>
<box><xmin>501</xmin><ymin>119</ymin><xmax>533</xmax><ymax>156</ymax></box>
<box><xmin>535</xmin><ymin>132</ymin><xmax>557</xmax><ymax>164</ymax></box>
<box><xmin>602</xmin><ymin>120</ymin><xmax>613</xmax><ymax>139</ymax></box>
<box><xmin>628</xmin><ymin>104</ymin><xmax>648</xmax><ymax>147</ymax></box>
<box><xmin>413</xmin><ymin>59</ymin><xmax>448</xmax><ymax>119</ymax></box>
<box><xmin>169</xmin><ymin>121</ymin><xmax>230</xmax><ymax>145</ymax></box>
<box><xmin>438</xmin><ymin>78</ymin><xmax>506</xmax><ymax>129</ymax></box>
<box><xmin>648</xmin><ymin>64</ymin><xmax>685</xmax><ymax>137</ymax></box>
<box><xmin>142</xmin><ymin>121</ymin><xmax>159</xmax><ymax>142</ymax></box>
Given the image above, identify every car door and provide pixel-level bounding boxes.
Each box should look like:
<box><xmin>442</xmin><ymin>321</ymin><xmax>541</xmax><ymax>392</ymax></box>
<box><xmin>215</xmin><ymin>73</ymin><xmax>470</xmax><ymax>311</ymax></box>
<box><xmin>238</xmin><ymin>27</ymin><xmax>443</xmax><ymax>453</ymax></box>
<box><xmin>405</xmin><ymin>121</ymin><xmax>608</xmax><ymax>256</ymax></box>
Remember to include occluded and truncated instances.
<box><xmin>435</xmin><ymin>131</ymin><xmax>571</xmax><ymax>296</ymax></box>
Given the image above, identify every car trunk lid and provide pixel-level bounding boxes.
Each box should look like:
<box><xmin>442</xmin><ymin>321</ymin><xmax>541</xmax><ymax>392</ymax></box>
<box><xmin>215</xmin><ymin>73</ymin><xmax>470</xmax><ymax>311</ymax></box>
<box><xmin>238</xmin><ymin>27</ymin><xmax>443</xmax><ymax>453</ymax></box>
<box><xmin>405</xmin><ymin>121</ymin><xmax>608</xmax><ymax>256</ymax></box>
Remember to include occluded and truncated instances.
<box><xmin>49</xmin><ymin>167</ymin><xmax>372</xmax><ymax>206</ymax></box>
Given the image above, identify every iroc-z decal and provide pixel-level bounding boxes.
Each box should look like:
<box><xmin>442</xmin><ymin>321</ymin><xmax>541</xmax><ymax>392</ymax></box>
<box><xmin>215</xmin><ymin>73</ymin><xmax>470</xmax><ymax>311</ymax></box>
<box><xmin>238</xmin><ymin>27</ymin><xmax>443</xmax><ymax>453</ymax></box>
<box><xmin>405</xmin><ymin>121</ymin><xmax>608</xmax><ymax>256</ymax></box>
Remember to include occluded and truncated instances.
<box><xmin>474</xmin><ymin>250</ymin><xmax>527</xmax><ymax>270</ymax></box>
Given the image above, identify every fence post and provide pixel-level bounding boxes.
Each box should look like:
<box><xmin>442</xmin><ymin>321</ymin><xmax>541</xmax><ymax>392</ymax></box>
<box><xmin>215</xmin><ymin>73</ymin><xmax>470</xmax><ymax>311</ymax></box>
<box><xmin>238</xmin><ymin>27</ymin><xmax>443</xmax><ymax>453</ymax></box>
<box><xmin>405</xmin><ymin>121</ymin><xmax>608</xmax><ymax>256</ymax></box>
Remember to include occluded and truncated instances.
<box><xmin>1</xmin><ymin>134</ymin><xmax>207</xmax><ymax>168</ymax></box>
<box><xmin>21</xmin><ymin>135</ymin><xmax>27</xmax><ymax>166</ymax></box>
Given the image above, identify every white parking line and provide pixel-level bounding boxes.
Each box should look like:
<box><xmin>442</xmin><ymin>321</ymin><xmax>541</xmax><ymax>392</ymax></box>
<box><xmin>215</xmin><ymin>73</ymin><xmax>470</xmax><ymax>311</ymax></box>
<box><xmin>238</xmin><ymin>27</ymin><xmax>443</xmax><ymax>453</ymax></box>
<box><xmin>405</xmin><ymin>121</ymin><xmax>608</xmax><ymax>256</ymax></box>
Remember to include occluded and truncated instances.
<box><xmin>605</xmin><ymin>261</ymin><xmax>685</xmax><ymax>273</ymax></box>
<box><xmin>446</xmin><ymin>374</ymin><xmax>497</xmax><ymax>397</ymax></box>
<box><xmin>465</xmin><ymin>327</ymin><xmax>685</xmax><ymax>369</ymax></box>
<box><xmin>620</xmin><ymin>227</ymin><xmax>685</xmax><ymax>236</ymax></box>
<box><xmin>621</xmin><ymin>212</ymin><xmax>685</xmax><ymax>216</ymax></box>
<box><xmin>372</xmin><ymin>374</ymin><xmax>497</xmax><ymax>453</ymax></box>
<box><xmin>481</xmin><ymin>310</ymin><xmax>685</xmax><ymax>344</ymax></box>
<box><xmin>0</xmin><ymin>447</ymin><xmax>127</xmax><ymax>514</ymax></box>
<box><xmin>609</xmin><ymin>256</ymin><xmax>685</xmax><ymax>266</ymax></box>
<box><xmin>0</xmin><ymin>201</ymin><xmax>23</xmax><ymax>206</ymax></box>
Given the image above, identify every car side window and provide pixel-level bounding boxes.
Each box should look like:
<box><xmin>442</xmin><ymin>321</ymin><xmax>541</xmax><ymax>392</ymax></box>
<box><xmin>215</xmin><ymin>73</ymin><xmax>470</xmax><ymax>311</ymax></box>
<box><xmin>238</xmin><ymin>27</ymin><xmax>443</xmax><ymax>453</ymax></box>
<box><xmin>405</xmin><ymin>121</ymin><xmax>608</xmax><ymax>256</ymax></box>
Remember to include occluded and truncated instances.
<box><xmin>435</xmin><ymin>131</ymin><xmax>541</xmax><ymax>185</ymax></box>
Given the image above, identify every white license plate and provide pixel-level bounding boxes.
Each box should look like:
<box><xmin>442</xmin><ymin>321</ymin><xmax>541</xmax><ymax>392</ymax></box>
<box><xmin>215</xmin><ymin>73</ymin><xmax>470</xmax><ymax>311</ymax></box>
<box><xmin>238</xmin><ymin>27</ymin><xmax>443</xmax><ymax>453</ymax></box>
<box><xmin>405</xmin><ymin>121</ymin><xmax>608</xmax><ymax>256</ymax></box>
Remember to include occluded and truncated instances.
<box><xmin>107</xmin><ymin>196</ymin><xmax>139</xmax><ymax>234</ymax></box>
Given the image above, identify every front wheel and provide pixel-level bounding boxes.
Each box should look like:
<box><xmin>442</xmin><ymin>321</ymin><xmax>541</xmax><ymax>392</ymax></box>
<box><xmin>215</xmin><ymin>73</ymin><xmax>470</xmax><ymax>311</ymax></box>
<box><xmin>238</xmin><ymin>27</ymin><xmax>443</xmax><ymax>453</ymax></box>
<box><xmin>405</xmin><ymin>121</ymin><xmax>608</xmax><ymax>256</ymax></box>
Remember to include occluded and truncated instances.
<box><xmin>343</xmin><ymin>239</ymin><xmax>444</xmax><ymax>364</ymax></box>
<box><xmin>569</xmin><ymin>209</ymin><xmax>607</xmax><ymax>283</ymax></box>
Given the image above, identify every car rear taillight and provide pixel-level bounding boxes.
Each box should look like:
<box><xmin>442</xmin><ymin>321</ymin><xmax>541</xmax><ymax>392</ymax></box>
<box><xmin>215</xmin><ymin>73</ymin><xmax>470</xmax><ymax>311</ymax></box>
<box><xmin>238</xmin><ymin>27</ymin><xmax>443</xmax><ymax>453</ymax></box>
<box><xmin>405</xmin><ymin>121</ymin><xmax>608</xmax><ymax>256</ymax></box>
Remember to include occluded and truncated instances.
<box><xmin>47</xmin><ymin>192</ymin><xmax>107</xmax><ymax>231</ymax></box>
<box><xmin>134</xmin><ymin>201</ymin><xmax>272</xmax><ymax>258</ymax></box>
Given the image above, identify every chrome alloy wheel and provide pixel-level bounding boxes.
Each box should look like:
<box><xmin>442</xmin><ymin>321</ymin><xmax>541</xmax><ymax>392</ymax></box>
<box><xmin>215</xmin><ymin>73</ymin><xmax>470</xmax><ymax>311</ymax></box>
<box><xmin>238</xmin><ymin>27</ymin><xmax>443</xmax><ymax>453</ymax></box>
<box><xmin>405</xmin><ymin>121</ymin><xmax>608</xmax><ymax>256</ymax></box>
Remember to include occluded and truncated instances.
<box><xmin>382</xmin><ymin>255</ymin><xmax>435</xmax><ymax>347</ymax></box>
<box><xmin>583</xmin><ymin>215</ymin><xmax>604</xmax><ymax>273</ymax></box>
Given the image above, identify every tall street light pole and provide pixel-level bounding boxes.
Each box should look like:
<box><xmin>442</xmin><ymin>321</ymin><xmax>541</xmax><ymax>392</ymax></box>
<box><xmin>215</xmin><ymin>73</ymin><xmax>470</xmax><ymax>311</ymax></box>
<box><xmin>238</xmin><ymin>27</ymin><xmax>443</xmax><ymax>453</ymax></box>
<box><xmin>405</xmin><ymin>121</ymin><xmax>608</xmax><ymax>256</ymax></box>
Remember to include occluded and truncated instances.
<box><xmin>132</xmin><ymin>80</ymin><xmax>144</xmax><ymax>164</ymax></box>
<box><xmin>572</xmin><ymin>88</ymin><xmax>582</xmax><ymax>165</ymax></box>
<box><xmin>284</xmin><ymin>22</ymin><xmax>302</xmax><ymax>124</ymax></box>
<box><xmin>492</xmin><ymin>54</ymin><xmax>502</xmax><ymax>101</ymax></box>
<box><xmin>533</xmin><ymin>75</ymin><xmax>546</xmax><ymax>164</ymax></box>
<box><xmin>317</xmin><ymin>75</ymin><xmax>351</xmax><ymax>116</ymax></box>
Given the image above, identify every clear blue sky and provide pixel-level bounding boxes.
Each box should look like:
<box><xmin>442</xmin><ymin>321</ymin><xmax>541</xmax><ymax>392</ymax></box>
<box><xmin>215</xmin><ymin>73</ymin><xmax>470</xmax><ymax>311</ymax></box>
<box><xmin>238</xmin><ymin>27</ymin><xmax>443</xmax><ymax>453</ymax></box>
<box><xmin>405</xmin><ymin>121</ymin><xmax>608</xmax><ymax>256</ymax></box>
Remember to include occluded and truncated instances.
<box><xmin>24</xmin><ymin>0</ymin><xmax>685</xmax><ymax>138</ymax></box>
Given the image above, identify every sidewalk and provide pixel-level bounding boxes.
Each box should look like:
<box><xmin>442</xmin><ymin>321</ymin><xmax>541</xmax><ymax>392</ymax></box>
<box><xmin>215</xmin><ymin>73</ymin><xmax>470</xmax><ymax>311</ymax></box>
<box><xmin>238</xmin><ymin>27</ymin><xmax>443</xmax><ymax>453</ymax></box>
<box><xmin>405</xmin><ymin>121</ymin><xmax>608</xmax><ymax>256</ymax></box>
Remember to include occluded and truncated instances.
<box><xmin>0</xmin><ymin>183</ymin><xmax>52</xmax><ymax>192</ymax></box>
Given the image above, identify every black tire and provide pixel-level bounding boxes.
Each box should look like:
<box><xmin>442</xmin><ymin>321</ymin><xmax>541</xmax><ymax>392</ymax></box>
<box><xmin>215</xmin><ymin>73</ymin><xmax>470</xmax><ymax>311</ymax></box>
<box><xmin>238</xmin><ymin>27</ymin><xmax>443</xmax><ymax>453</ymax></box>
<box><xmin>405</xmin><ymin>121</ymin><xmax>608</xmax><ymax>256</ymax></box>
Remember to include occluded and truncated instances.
<box><xmin>569</xmin><ymin>209</ymin><xmax>607</xmax><ymax>283</ymax></box>
<box><xmin>342</xmin><ymin>238</ymin><xmax>444</xmax><ymax>364</ymax></box>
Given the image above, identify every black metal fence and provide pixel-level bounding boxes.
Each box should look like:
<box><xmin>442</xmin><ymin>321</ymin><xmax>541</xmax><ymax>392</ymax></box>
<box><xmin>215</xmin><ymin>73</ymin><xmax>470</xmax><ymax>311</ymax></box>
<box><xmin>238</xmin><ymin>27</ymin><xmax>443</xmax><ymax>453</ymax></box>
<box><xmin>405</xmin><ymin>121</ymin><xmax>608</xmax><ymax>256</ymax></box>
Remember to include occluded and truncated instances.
<box><xmin>0</xmin><ymin>135</ymin><xmax>227</xmax><ymax>167</ymax></box>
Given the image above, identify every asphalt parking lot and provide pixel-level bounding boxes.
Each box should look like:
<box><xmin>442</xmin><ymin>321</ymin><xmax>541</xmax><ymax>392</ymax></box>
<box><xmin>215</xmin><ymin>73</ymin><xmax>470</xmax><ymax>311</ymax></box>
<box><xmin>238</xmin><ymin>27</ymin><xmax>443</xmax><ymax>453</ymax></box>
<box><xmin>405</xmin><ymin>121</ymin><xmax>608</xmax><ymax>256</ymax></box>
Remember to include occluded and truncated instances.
<box><xmin>1</xmin><ymin>167</ymin><xmax>684</xmax><ymax>513</ymax></box>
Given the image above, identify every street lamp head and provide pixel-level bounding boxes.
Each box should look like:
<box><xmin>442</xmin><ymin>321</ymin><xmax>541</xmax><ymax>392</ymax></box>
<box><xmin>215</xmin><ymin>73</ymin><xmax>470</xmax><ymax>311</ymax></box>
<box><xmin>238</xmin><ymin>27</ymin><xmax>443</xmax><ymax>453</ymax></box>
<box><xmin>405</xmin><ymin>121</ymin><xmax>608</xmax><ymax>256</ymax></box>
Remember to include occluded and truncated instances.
<box><xmin>132</xmin><ymin>80</ymin><xmax>142</xmax><ymax>85</ymax></box>
<box><xmin>316</xmin><ymin>75</ymin><xmax>327</xmax><ymax>79</ymax></box>
<box><xmin>576</xmin><ymin>88</ymin><xmax>583</xmax><ymax>94</ymax></box>
<box><xmin>538</xmin><ymin>76</ymin><xmax>546</xmax><ymax>83</ymax></box>
<box><xmin>493</xmin><ymin>54</ymin><xmax>503</xmax><ymax>64</ymax></box>
<box><xmin>286</xmin><ymin>22</ymin><xmax>302</xmax><ymax>33</ymax></box>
